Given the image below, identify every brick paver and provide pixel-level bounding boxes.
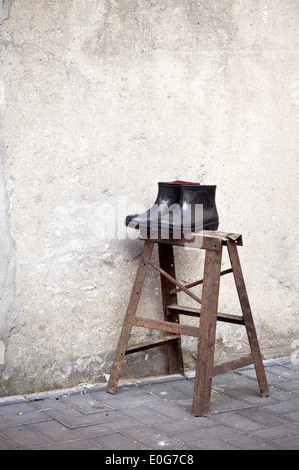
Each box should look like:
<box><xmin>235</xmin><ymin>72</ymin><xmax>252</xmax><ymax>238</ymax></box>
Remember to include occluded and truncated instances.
<box><xmin>0</xmin><ymin>357</ymin><xmax>298</xmax><ymax>450</ymax></box>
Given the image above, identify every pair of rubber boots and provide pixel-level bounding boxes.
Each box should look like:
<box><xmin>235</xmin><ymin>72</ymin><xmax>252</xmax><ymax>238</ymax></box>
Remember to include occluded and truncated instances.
<box><xmin>125</xmin><ymin>180</ymin><xmax>219</xmax><ymax>238</ymax></box>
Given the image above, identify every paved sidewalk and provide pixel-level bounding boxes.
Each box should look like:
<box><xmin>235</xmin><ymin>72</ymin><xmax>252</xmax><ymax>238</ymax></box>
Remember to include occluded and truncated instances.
<box><xmin>0</xmin><ymin>357</ymin><xmax>298</xmax><ymax>450</ymax></box>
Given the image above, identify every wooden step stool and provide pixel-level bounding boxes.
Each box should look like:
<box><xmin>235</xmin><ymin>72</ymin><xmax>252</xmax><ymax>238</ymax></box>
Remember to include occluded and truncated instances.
<box><xmin>107</xmin><ymin>231</ymin><xmax>269</xmax><ymax>416</ymax></box>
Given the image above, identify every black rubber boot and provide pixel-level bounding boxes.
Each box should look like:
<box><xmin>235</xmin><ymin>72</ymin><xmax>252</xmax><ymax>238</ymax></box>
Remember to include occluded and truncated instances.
<box><xmin>125</xmin><ymin>182</ymin><xmax>181</xmax><ymax>230</ymax></box>
<box><xmin>149</xmin><ymin>184</ymin><xmax>219</xmax><ymax>236</ymax></box>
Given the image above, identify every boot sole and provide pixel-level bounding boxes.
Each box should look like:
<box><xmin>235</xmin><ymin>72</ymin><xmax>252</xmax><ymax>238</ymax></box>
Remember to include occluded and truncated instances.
<box><xmin>138</xmin><ymin>220</ymin><xmax>219</xmax><ymax>236</ymax></box>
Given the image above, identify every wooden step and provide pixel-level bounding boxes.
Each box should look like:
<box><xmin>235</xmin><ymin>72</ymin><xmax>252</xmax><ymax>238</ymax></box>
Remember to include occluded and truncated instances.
<box><xmin>133</xmin><ymin>316</ymin><xmax>199</xmax><ymax>337</ymax></box>
<box><xmin>213</xmin><ymin>355</ymin><xmax>253</xmax><ymax>376</ymax></box>
<box><xmin>167</xmin><ymin>304</ymin><xmax>244</xmax><ymax>325</ymax></box>
<box><xmin>125</xmin><ymin>335</ymin><xmax>180</xmax><ymax>355</ymax></box>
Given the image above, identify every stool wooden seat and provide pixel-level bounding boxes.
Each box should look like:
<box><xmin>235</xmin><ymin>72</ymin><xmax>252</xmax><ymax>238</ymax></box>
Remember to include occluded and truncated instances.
<box><xmin>107</xmin><ymin>231</ymin><xmax>269</xmax><ymax>416</ymax></box>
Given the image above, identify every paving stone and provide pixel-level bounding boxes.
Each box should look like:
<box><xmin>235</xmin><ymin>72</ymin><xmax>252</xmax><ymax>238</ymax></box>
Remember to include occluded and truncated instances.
<box><xmin>92</xmin><ymin>389</ymin><xmax>161</xmax><ymax>410</ymax></box>
<box><xmin>30</xmin><ymin>397</ymin><xmax>83</xmax><ymax>417</ymax></box>
<box><xmin>0</xmin><ymin>409</ymin><xmax>52</xmax><ymax>430</ymax></box>
<box><xmin>29</xmin><ymin>419</ymin><xmax>83</xmax><ymax>443</ymax></box>
<box><xmin>119</xmin><ymin>405</ymin><xmax>173</xmax><ymax>425</ymax></box>
<box><xmin>269</xmin><ymin>435</ymin><xmax>299</xmax><ymax>450</ymax></box>
<box><xmin>236</xmin><ymin>407</ymin><xmax>293</xmax><ymax>427</ymax></box>
<box><xmin>140</xmin><ymin>382</ymin><xmax>189</xmax><ymax>401</ymax></box>
<box><xmin>37</xmin><ymin>408</ymin><xmax>84</xmax><ymax>423</ymax></box>
<box><xmin>220</xmin><ymin>431</ymin><xmax>278</xmax><ymax>450</ymax></box>
<box><xmin>175</xmin><ymin>397</ymin><xmax>194</xmax><ymax>410</ymax></box>
<box><xmin>0</xmin><ymin>401</ymin><xmax>38</xmax><ymax>416</ymax></box>
<box><xmin>124</xmin><ymin>426</ymin><xmax>193</xmax><ymax>450</ymax></box>
<box><xmin>54</xmin><ymin>409</ymin><xmax>120</xmax><ymax>429</ymax></box>
<box><xmin>59</xmin><ymin>393</ymin><xmax>110</xmax><ymax>414</ymax></box>
<box><xmin>144</xmin><ymin>399</ymin><xmax>194</xmax><ymax>420</ymax></box>
<box><xmin>221</xmin><ymin>387</ymin><xmax>276</xmax><ymax>406</ymax></box>
<box><xmin>95</xmin><ymin>432</ymin><xmax>146</xmax><ymax>450</ymax></box>
<box><xmin>212</xmin><ymin>371</ymin><xmax>257</xmax><ymax>391</ymax></box>
<box><xmin>284</xmin><ymin>361</ymin><xmax>299</xmax><ymax>372</ymax></box>
<box><xmin>240</xmin><ymin>369</ymin><xmax>287</xmax><ymax>386</ymax></box>
<box><xmin>209</xmin><ymin>410</ymin><xmax>265</xmax><ymax>432</ymax></box>
<box><xmin>265</xmin><ymin>365</ymin><xmax>299</xmax><ymax>380</ymax></box>
<box><xmin>76</xmin><ymin>417</ymin><xmax>141</xmax><ymax>438</ymax></box>
<box><xmin>166</xmin><ymin>379</ymin><xmax>195</xmax><ymax>396</ymax></box>
<box><xmin>272</xmin><ymin>379</ymin><xmax>299</xmax><ymax>392</ymax></box>
<box><xmin>39</xmin><ymin>438</ymin><xmax>106</xmax><ymax>450</ymax></box>
<box><xmin>282</xmin><ymin>411</ymin><xmax>299</xmax><ymax>422</ymax></box>
<box><xmin>170</xmin><ymin>423</ymin><xmax>233</xmax><ymax>445</ymax></box>
<box><xmin>0</xmin><ymin>436</ymin><xmax>18</xmax><ymax>450</ymax></box>
<box><xmin>1</xmin><ymin>425</ymin><xmax>50</xmax><ymax>449</ymax></box>
<box><xmin>252</xmin><ymin>422</ymin><xmax>299</xmax><ymax>441</ymax></box>
<box><xmin>258</xmin><ymin>386</ymin><xmax>295</xmax><ymax>403</ymax></box>
<box><xmin>151</xmin><ymin>416</ymin><xmax>216</xmax><ymax>435</ymax></box>
<box><xmin>209</xmin><ymin>394</ymin><xmax>251</xmax><ymax>414</ymax></box>
<box><xmin>192</xmin><ymin>438</ymin><xmax>239</xmax><ymax>450</ymax></box>
<box><xmin>262</xmin><ymin>398</ymin><xmax>299</xmax><ymax>415</ymax></box>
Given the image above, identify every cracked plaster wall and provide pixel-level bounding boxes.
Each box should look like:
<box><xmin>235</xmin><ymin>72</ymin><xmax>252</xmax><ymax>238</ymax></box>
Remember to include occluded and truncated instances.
<box><xmin>0</xmin><ymin>0</ymin><xmax>298</xmax><ymax>396</ymax></box>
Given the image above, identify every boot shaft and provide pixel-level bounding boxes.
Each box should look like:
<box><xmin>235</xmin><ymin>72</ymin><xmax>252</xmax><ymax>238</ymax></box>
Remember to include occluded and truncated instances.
<box><xmin>177</xmin><ymin>184</ymin><xmax>218</xmax><ymax>232</ymax></box>
<box><xmin>154</xmin><ymin>182</ymin><xmax>181</xmax><ymax>207</ymax></box>
<box><xmin>179</xmin><ymin>184</ymin><xmax>216</xmax><ymax>207</ymax></box>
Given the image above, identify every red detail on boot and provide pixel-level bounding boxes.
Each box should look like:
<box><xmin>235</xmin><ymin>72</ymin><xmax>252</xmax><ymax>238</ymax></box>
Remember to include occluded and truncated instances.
<box><xmin>168</xmin><ymin>180</ymin><xmax>200</xmax><ymax>184</ymax></box>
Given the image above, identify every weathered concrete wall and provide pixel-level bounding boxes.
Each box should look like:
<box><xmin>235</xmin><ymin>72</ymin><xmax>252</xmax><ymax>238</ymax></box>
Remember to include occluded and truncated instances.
<box><xmin>0</xmin><ymin>0</ymin><xmax>298</xmax><ymax>396</ymax></box>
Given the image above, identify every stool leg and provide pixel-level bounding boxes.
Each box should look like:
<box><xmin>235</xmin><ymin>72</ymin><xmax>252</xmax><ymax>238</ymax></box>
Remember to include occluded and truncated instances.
<box><xmin>227</xmin><ymin>240</ymin><xmax>269</xmax><ymax>397</ymax></box>
<box><xmin>158</xmin><ymin>243</ymin><xmax>184</xmax><ymax>376</ymax></box>
<box><xmin>192</xmin><ymin>245</ymin><xmax>223</xmax><ymax>416</ymax></box>
<box><xmin>107</xmin><ymin>240</ymin><xmax>154</xmax><ymax>394</ymax></box>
